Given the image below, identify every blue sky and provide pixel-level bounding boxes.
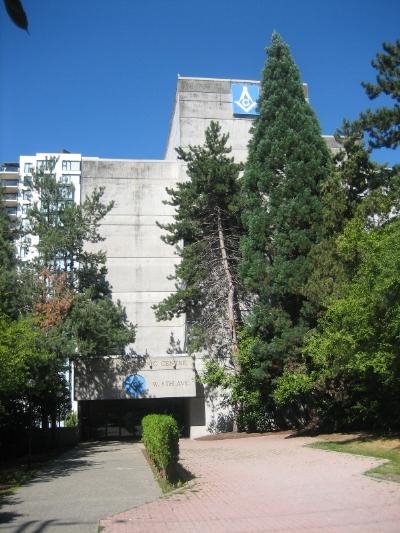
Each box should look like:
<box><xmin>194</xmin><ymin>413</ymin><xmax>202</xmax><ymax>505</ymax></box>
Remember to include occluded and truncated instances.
<box><xmin>0</xmin><ymin>0</ymin><xmax>399</xmax><ymax>165</ymax></box>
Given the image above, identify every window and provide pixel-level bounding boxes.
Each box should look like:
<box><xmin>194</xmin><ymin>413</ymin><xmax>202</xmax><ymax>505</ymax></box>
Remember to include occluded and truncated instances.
<box><xmin>6</xmin><ymin>206</ymin><xmax>17</xmax><ymax>215</ymax></box>
<box><xmin>22</xmin><ymin>218</ymin><xmax>30</xmax><ymax>230</ymax></box>
<box><xmin>60</xmin><ymin>184</ymin><xmax>74</xmax><ymax>201</ymax></box>
<box><xmin>60</xmin><ymin>174</ymin><xmax>73</xmax><ymax>184</ymax></box>
<box><xmin>62</xmin><ymin>160</ymin><xmax>80</xmax><ymax>171</ymax></box>
<box><xmin>24</xmin><ymin>162</ymin><xmax>34</xmax><ymax>174</ymax></box>
<box><xmin>1</xmin><ymin>179</ymin><xmax>19</xmax><ymax>187</ymax></box>
<box><xmin>36</xmin><ymin>160</ymin><xmax>48</xmax><ymax>171</ymax></box>
<box><xmin>20</xmin><ymin>246</ymin><xmax>29</xmax><ymax>259</ymax></box>
<box><xmin>4</xmin><ymin>192</ymin><xmax>18</xmax><ymax>201</ymax></box>
<box><xmin>23</xmin><ymin>176</ymin><xmax>33</xmax><ymax>187</ymax></box>
<box><xmin>23</xmin><ymin>190</ymin><xmax>32</xmax><ymax>201</ymax></box>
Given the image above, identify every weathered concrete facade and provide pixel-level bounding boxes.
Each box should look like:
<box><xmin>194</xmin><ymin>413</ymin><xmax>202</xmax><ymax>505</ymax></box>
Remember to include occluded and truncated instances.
<box><xmin>81</xmin><ymin>159</ymin><xmax>186</xmax><ymax>355</ymax></box>
<box><xmin>78</xmin><ymin>77</ymin><xmax>340</xmax><ymax>438</ymax></box>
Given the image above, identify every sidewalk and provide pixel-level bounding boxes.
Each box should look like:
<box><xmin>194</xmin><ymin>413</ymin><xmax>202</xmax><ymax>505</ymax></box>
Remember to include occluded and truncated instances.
<box><xmin>100</xmin><ymin>432</ymin><xmax>400</xmax><ymax>532</ymax></box>
<box><xmin>0</xmin><ymin>441</ymin><xmax>161</xmax><ymax>532</ymax></box>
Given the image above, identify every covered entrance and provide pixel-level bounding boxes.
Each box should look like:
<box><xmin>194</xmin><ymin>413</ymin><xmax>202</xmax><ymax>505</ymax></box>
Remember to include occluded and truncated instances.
<box><xmin>74</xmin><ymin>355</ymin><xmax>204</xmax><ymax>440</ymax></box>
<box><xmin>79</xmin><ymin>397</ymin><xmax>189</xmax><ymax>440</ymax></box>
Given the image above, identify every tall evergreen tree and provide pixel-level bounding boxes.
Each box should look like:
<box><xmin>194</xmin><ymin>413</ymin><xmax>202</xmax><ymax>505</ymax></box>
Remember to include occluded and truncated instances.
<box><xmin>239</xmin><ymin>33</ymin><xmax>331</xmax><ymax>423</ymax></box>
<box><xmin>154</xmin><ymin>121</ymin><xmax>243</xmax><ymax>372</ymax></box>
<box><xmin>273</xmin><ymin>39</ymin><xmax>400</xmax><ymax>431</ymax></box>
<box><xmin>0</xmin><ymin>187</ymin><xmax>19</xmax><ymax>318</ymax></box>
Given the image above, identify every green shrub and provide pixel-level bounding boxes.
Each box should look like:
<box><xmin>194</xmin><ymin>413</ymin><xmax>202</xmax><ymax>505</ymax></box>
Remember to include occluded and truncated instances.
<box><xmin>142</xmin><ymin>414</ymin><xmax>179</xmax><ymax>478</ymax></box>
<box><xmin>64</xmin><ymin>411</ymin><xmax>78</xmax><ymax>427</ymax></box>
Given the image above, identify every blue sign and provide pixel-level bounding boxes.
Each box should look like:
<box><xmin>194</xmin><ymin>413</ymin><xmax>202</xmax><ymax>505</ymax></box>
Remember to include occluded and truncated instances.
<box><xmin>232</xmin><ymin>83</ymin><xmax>260</xmax><ymax>116</ymax></box>
<box><xmin>124</xmin><ymin>374</ymin><xmax>146</xmax><ymax>397</ymax></box>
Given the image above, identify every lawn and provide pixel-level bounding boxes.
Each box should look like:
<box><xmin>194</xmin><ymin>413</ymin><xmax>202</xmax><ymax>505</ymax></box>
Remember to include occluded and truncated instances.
<box><xmin>311</xmin><ymin>435</ymin><xmax>400</xmax><ymax>483</ymax></box>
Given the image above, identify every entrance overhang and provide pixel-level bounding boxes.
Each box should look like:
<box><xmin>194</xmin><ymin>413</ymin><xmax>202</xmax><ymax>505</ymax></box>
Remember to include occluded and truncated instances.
<box><xmin>74</xmin><ymin>355</ymin><xmax>197</xmax><ymax>401</ymax></box>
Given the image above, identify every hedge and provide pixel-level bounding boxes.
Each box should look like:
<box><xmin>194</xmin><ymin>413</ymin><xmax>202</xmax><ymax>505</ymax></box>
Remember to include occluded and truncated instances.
<box><xmin>141</xmin><ymin>414</ymin><xmax>179</xmax><ymax>478</ymax></box>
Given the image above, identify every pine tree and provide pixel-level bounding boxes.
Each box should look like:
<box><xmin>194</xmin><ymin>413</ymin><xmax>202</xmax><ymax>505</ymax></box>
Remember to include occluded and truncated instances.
<box><xmin>24</xmin><ymin>159</ymin><xmax>135</xmax><ymax>356</ymax></box>
<box><xmin>272</xmin><ymin>40</ymin><xmax>400</xmax><ymax>431</ymax></box>
<box><xmin>0</xmin><ymin>188</ymin><xmax>19</xmax><ymax>318</ymax></box>
<box><xmin>239</xmin><ymin>33</ymin><xmax>331</xmax><ymax>421</ymax></box>
<box><xmin>358</xmin><ymin>38</ymin><xmax>400</xmax><ymax>150</ymax></box>
<box><xmin>154</xmin><ymin>121</ymin><xmax>243</xmax><ymax>372</ymax></box>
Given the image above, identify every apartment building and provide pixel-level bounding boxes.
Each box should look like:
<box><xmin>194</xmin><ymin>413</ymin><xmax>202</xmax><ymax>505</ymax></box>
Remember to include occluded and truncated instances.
<box><xmin>0</xmin><ymin>162</ymin><xmax>20</xmax><ymax>218</ymax></box>
<box><xmin>18</xmin><ymin>153</ymin><xmax>82</xmax><ymax>260</ymax></box>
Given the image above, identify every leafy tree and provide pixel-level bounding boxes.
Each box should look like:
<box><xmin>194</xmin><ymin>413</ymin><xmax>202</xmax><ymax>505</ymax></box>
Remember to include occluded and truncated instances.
<box><xmin>274</xmin><ymin>39</ymin><xmax>400</xmax><ymax>431</ymax></box>
<box><xmin>238</xmin><ymin>33</ymin><xmax>331</xmax><ymax>426</ymax></box>
<box><xmin>304</xmin><ymin>125</ymin><xmax>397</xmax><ymax>310</ymax></box>
<box><xmin>357</xmin><ymin>39</ymin><xmax>400</xmax><ymax>150</ymax></box>
<box><xmin>0</xmin><ymin>188</ymin><xmax>19</xmax><ymax>318</ymax></box>
<box><xmin>274</xmin><ymin>218</ymin><xmax>400</xmax><ymax>430</ymax></box>
<box><xmin>0</xmin><ymin>314</ymin><xmax>64</xmax><ymax>440</ymax></box>
<box><xmin>154</xmin><ymin>121</ymin><xmax>243</xmax><ymax>373</ymax></box>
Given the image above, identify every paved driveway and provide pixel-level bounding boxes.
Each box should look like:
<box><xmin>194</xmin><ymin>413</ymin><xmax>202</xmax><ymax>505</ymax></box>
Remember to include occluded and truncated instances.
<box><xmin>0</xmin><ymin>441</ymin><xmax>161</xmax><ymax>533</ymax></box>
<box><xmin>101</xmin><ymin>433</ymin><xmax>400</xmax><ymax>532</ymax></box>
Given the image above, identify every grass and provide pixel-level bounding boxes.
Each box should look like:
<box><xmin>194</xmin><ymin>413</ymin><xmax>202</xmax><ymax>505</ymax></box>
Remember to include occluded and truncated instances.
<box><xmin>311</xmin><ymin>435</ymin><xmax>400</xmax><ymax>483</ymax></box>
<box><xmin>141</xmin><ymin>448</ymin><xmax>195</xmax><ymax>494</ymax></box>
<box><xmin>0</xmin><ymin>464</ymin><xmax>38</xmax><ymax>503</ymax></box>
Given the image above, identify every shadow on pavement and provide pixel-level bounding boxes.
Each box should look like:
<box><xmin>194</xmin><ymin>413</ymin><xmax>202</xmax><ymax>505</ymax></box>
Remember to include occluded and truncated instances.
<box><xmin>7</xmin><ymin>518</ymin><xmax>95</xmax><ymax>532</ymax></box>
<box><xmin>0</xmin><ymin>440</ymin><xmax>134</xmax><ymax>526</ymax></box>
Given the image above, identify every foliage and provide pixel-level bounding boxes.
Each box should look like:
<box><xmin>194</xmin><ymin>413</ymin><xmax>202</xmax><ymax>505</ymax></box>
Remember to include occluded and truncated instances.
<box><xmin>24</xmin><ymin>159</ymin><xmax>135</xmax><ymax>356</ymax></box>
<box><xmin>0</xmin><ymin>313</ymin><xmax>69</xmax><ymax>437</ymax></box>
<box><xmin>142</xmin><ymin>414</ymin><xmax>179</xmax><ymax>479</ymax></box>
<box><xmin>0</xmin><ymin>314</ymin><xmax>47</xmax><ymax>401</ymax></box>
<box><xmin>303</xmin><ymin>124</ymin><xmax>397</xmax><ymax>311</ymax></box>
<box><xmin>0</xmin><ymin>159</ymin><xmax>135</xmax><ymax>446</ymax></box>
<box><xmin>3</xmin><ymin>0</ymin><xmax>28</xmax><ymax>31</ymax></box>
<box><xmin>65</xmin><ymin>290</ymin><xmax>135</xmax><ymax>357</ymax></box>
<box><xmin>239</xmin><ymin>33</ymin><xmax>331</xmax><ymax>424</ymax></box>
<box><xmin>154</xmin><ymin>121</ymin><xmax>243</xmax><ymax>371</ymax></box>
<box><xmin>274</xmin><ymin>39</ymin><xmax>400</xmax><ymax>431</ymax></box>
<box><xmin>357</xmin><ymin>39</ymin><xmax>400</xmax><ymax>150</ymax></box>
<box><xmin>64</xmin><ymin>411</ymin><xmax>78</xmax><ymax>427</ymax></box>
<box><xmin>274</xmin><ymin>218</ymin><xmax>400</xmax><ymax>429</ymax></box>
<box><xmin>27</xmin><ymin>161</ymin><xmax>113</xmax><ymax>295</ymax></box>
<box><xmin>0</xmin><ymin>189</ymin><xmax>20</xmax><ymax>318</ymax></box>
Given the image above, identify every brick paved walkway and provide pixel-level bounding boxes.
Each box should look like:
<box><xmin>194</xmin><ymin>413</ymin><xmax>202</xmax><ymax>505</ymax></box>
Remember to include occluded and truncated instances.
<box><xmin>100</xmin><ymin>433</ymin><xmax>400</xmax><ymax>532</ymax></box>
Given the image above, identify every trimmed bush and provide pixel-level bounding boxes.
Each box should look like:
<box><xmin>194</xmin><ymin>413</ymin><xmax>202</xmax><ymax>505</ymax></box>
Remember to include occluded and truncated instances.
<box><xmin>142</xmin><ymin>414</ymin><xmax>179</xmax><ymax>478</ymax></box>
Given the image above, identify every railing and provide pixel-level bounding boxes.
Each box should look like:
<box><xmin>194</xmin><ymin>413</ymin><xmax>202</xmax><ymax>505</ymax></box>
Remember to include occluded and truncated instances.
<box><xmin>0</xmin><ymin>179</ymin><xmax>19</xmax><ymax>187</ymax></box>
<box><xmin>0</xmin><ymin>164</ymin><xmax>19</xmax><ymax>173</ymax></box>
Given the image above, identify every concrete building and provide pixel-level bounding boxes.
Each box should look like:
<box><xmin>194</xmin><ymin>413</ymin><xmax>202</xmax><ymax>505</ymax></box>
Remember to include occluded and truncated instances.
<box><xmin>73</xmin><ymin>77</ymin><xmax>341</xmax><ymax>439</ymax></box>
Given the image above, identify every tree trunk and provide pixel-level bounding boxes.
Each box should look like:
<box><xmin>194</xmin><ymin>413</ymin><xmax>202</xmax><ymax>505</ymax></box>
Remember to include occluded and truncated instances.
<box><xmin>216</xmin><ymin>208</ymin><xmax>241</xmax><ymax>374</ymax></box>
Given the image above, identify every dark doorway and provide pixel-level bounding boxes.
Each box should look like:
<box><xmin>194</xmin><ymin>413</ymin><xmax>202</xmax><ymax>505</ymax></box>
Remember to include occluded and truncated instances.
<box><xmin>79</xmin><ymin>398</ymin><xmax>188</xmax><ymax>441</ymax></box>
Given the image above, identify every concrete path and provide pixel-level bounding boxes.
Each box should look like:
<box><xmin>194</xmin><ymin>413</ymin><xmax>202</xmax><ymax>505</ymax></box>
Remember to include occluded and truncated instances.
<box><xmin>101</xmin><ymin>433</ymin><xmax>400</xmax><ymax>532</ymax></box>
<box><xmin>0</xmin><ymin>441</ymin><xmax>161</xmax><ymax>533</ymax></box>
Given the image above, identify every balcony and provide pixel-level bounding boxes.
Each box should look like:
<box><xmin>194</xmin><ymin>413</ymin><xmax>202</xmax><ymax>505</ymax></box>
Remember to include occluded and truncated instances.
<box><xmin>0</xmin><ymin>178</ymin><xmax>19</xmax><ymax>193</ymax></box>
<box><xmin>2</xmin><ymin>192</ymin><xmax>18</xmax><ymax>206</ymax></box>
<box><xmin>5</xmin><ymin>206</ymin><xmax>18</xmax><ymax>217</ymax></box>
<box><xmin>0</xmin><ymin>163</ymin><xmax>19</xmax><ymax>176</ymax></box>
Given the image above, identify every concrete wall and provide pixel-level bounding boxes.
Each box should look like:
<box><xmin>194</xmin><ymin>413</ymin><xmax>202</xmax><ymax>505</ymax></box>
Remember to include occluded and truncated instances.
<box><xmin>167</xmin><ymin>77</ymin><xmax>256</xmax><ymax>163</ymax></box>
<box><xmin>164</xmin><ymin>77</ymin><xmax>340</xmax><ymax>163</ymax></box>
<box><xmin>79</xmin><ymin>77</ymin><xmax>342</xmax><ymax>438</ymax></box>
<box><xmin>81</xmin><ymin>158</ymin><xmax>185</xmax><ymax>356</ymax></box>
